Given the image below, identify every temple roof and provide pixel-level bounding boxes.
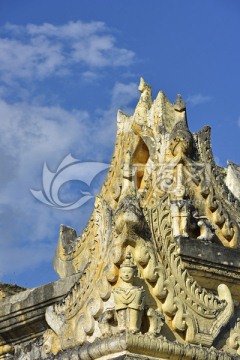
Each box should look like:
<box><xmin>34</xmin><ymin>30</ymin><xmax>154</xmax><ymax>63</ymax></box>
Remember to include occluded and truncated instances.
<box><xmin>1</xmin><ymin>79</ymin><xmax>240</xmax><ymax>359</ymax></box>
<box><xmin>49</xmin><ymin>79</ymin><xmax>240</xmax><ymax>355</ymax></box>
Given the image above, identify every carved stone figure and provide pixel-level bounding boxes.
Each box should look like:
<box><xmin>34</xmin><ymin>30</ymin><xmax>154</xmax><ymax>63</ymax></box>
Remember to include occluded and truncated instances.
<box><xmin>169</xmin><ymin>119</ymin><xmax>193</xmax><ymax>159</ymax></box>
<box><xmin>147</xmin><ymin>308</ymin><xmax>164</xmax><ymax>336</ymax></box>
<box><xmin>170</xmin><ymin>165</ymin><xmax>190</xmax><ymax>238</ymax></box>
<box><xmin>197</xmin><ymin>217</ymin><xmax>216</xmax><ymax>241</ymax></box>
<box><xmin>170</xmin><ymin>199</ymin><xmax>190</xmax><ymax>238</ymax></box>
<box><xmin>113</xmin><ymin>252</ymin><xmax>144</xmax><ymax>333</ymax></box>
<box><xmin>98</xmin><ymin>309</ymin><xmax>115</xmax><ymax>337</ymax></box>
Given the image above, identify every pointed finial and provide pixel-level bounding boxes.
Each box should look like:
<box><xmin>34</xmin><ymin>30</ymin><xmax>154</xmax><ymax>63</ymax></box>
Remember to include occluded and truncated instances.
<box><xmin>174</xmin><ymin>94</ymin><xmax>186</xmax><ymax>111</ymax></box>
<box><xmin>138</xmin><ymin>77</ymin><xmax>146</xmax><ymax>93</ymax></box>
<box><xmin>120</xmin><ymin>252</ymin><xmax>137</xmax><ymax>268</ymax></box>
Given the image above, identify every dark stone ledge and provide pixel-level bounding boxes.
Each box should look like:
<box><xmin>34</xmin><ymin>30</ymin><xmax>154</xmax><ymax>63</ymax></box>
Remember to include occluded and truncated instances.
<box><xmin>0</xmin><ymin>274</ymin><xmax>80</xmax><ymax>344</ymax></box>
<box><xmin>176</xmin><ymin>237</ymin><xmax>240</xmax><ymax>300</ymax></box>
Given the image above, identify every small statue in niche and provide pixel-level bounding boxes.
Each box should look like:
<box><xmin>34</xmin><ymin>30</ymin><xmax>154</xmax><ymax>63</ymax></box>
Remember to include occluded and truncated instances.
<box><xmin>170</xmin><ymin>164</ymin><xmax>190</xmax><ymax>238</ymax></box>
<box><xmin>166</xmin><ymin>119</ymin><xmax>193</xmax><ymax>238</ymax></box>
<box><xmin>113</xmin><ymin>252</ymin><xmax>144</xmax><ymax>333</ymax></box>
<box><xmin>171</xmin><ymin>197</ymin><xmax>190</xmax><ymax>238</ymax></box>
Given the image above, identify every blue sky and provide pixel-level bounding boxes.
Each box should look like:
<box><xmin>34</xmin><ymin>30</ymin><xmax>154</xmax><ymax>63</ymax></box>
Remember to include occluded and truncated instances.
<box><xmin>0</xmin><ymin>0</ymin><xmax>239</xmax><ymax>288</ymax></box>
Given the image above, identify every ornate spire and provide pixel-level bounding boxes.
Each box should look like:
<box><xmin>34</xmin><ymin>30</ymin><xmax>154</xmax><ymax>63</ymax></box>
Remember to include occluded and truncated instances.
<box><xmin>174</xmin><ymin>93</ymin><xmax>186</xmax><ymax>111</ymax></box>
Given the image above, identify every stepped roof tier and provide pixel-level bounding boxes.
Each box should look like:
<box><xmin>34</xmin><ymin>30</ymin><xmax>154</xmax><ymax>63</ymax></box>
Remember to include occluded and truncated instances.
<box><xmin>1</xmin><ymin>79</ymin><xmax>240</xmax><ymax>359</ymax></box>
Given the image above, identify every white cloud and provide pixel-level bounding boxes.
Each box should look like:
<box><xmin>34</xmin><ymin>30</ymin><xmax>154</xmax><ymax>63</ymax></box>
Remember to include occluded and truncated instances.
<box><xmin>186</xmin><ymin>93</ymin><xmax>212</xmax><ymax>106</ymax></box>
<box><xmin>26</xmin><ymin>21</ymin><xmax>105</xmax><ymax>39</ymax></box>
<box><xmin>0</xmin><ymin>81</ymin><xmax>139</xmax><ymax>283</ymax></box>
<box><xmin>0</xmin><ymin>99</ymin><xmax>93</xmax><ymax>279</ymax></box>
<box><xmin>0</xmin><ymin>20</ymin><xmax>138</xmax><ymax>285</ymax></box>
<box><xmin>0</xmin><ymin>21</ymin><xmax>135</xmax><ymax>84</ymax></box>
<box><xmin>0</xmin><ymin>37</ymin><xmax>64</xmax><ymax>82</ymax></box>
<box><xmin>0</xmin><ymin>81</ymin><xmax>138</xmax><ymax>192</ymax></box>
<box><xmin>82</xmin><ymin>70</ymin><xmax>100</xmax><ymax>82</ymax></box>
<box><xmin>0</xmin><ymin>100</ymin><xmax>90</xmax><ymax>170</ymax></box>
<box><xmin>111</xmin><ymin>82</ymin><xmax>139</xmax><ymax>108</ymax></box>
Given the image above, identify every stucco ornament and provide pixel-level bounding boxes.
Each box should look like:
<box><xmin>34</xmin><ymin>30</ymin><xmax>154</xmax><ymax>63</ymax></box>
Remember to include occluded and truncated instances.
<box><xmin>113</xmin><ymin>252</ymin><xmax>144</xmax><ymax>333</ymax></box>
<box><xmin>41</xmin><ymin>79</ymin><xmax>240</xmax><ymax>358</ymax></box>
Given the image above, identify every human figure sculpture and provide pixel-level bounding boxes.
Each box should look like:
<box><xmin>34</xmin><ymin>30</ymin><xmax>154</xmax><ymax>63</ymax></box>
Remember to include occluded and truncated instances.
<box><xmin>113</xmin><ymin>252</ymin><xmax>144</xmax><ymax>333</ymax></box>
<box><xmin>162</xmin><ymin>119</ymin><xmax>193</xmax><ymax>238</ymax></box>
<box><xmin>170</xmin><ymin>164</ymin><xmax>190</xmax><ymax>238</ymax></box>
<box><xmin>171</xmin><ymin>197</ymin><xmax>190</xmax><ymax>238</ymax></box>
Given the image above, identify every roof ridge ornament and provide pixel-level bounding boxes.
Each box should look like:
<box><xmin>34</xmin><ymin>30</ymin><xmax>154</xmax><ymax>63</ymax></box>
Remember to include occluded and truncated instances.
<box><xmin>174</xmin><ymin>93</ymin><xmax>186</xmax><ymax>111</ymax></box>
